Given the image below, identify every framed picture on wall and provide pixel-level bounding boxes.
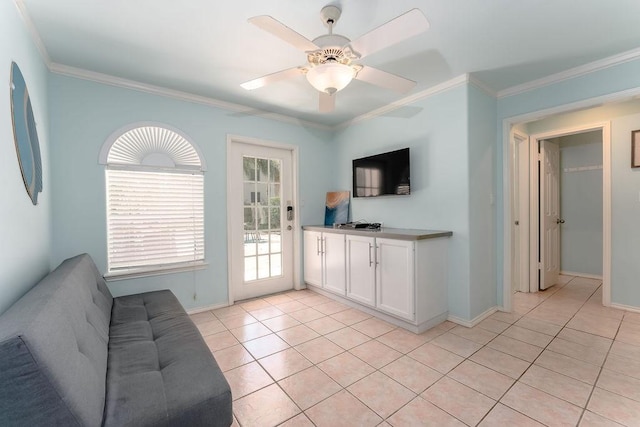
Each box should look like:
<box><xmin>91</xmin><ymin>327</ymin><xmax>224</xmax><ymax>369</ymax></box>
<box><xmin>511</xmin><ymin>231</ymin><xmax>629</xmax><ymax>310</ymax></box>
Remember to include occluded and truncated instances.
<box><xmin>633</xmin><ymin>130</ymin><xmax>640</xmax><ymax>168</ymax></box>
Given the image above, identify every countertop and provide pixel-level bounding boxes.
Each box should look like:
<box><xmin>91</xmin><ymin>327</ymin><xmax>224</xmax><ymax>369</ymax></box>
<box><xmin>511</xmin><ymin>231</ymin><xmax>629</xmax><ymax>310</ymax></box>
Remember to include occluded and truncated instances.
<box><xmin>302</xmin><ymin>225</ymin><xmax>453</xmax><ymax>241</ymax></box>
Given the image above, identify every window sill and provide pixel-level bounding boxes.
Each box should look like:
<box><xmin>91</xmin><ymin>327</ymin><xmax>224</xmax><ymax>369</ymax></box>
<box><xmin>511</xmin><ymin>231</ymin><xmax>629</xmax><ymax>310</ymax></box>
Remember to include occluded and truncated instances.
<box><xmin>104</xmin><ymin>261</ymin><xmax>208</xmax><ymax>282</ymax></box>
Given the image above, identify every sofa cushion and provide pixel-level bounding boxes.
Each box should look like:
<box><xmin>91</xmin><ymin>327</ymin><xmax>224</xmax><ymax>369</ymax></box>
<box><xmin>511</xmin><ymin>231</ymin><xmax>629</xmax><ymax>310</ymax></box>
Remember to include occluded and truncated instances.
<box><xmin>103</xmin><ymin>290</ymin><xmax>232</xmax><ymax>427</ymax></box>
<box><xmin>0</xmin><ymin>254</ymin><xmax>113</xmax><ymax>427</ymax></box>
<box><xmin>0</xmin><ymin>337</ymin><xmax>79</xmax><ymax>426</ymax></box>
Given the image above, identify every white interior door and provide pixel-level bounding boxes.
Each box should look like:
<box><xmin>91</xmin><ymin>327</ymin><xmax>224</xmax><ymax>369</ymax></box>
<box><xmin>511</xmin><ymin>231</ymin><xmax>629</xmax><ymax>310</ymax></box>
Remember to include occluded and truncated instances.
<box><xmin>229</xmin><ymin>141</ymin><xmax>295</xmax><ymax>301</ymax></box>
<box><xmin>540</xmin><ymin>140</ymin><xmax>561</xmax><ymax>290</ymax></box>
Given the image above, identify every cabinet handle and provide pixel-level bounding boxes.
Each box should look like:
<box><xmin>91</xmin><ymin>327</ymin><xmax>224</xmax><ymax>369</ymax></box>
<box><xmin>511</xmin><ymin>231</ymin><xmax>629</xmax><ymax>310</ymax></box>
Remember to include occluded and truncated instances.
<box><xmin>316</xmin><ymin>236</ymin><xmax>320</xmax><ymax>255</ymax></box>
<box><xmin>322</xmin><ymin>238</ymin><xmax>326</xmax><ymax>255</ymax></box>
<box><xmin>368</xmin><ymin>243</ymin><xmax>373</xmax><ymax>266</ymax></box>
<box><xmin>375</xmin><ymin>245</ymin><xmax>380</xmax><ymax>265</ymax></box>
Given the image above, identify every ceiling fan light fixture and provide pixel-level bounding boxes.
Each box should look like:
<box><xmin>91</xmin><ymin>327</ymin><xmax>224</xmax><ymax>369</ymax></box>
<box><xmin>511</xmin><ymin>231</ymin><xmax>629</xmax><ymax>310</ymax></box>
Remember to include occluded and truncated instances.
<box><xmin>306</xmin><ymin>62</ymin><xmax>354</xmax><ymax>94</ymax></box>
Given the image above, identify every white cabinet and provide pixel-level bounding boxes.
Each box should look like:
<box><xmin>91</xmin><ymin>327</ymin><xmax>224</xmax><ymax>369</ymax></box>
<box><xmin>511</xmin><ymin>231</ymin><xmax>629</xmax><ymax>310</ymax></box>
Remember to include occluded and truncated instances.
<box><xmin>303</xmin><ymin>230</ymin><xmax>322</xmax><ymax>287</ymax></box>
<box><xmin>346</xmin><ymin>235</ymin><xmax>376</xmax><ymax>307</ymax></box>
<box><xmin>323</xmin><ymin>232</ymin><xmax>346</xmax><ymax>295</ymax></box>
<box><xmin>346</xmin><ymin>236</ymin><xmax>414</xmax><ymax>320</ymax></box>
<box><xmin>304</xmin><ymin>227</ymin><xmax>450</xmax><ymax>333</ymax></box>
<box><xmin>375</xmin><ymin>238</ymin><xmax>414</xmax><ymax>321</ymax></box>
<box><xmin>303</xmin><ymin>230</ymin><xmax>345</xmax><ymax>296</ymax></box>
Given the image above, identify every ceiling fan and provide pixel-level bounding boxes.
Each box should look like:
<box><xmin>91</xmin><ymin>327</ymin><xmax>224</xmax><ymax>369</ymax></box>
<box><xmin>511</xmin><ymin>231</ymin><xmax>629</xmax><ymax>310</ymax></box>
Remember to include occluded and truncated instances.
<box><xmin>240</xmin><ymin>5</ymin><xmax>430</xmax><ymax>113</ymax></box>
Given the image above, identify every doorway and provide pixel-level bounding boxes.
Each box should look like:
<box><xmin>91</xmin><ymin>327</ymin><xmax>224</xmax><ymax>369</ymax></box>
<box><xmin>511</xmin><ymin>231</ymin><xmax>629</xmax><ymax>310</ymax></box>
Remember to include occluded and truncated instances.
<box><xmin>227</xmin><ymin>136</ymin><xmax>299</xmax><ymax>303</ymax></box>
<box><xmin>510</xmin><ymin>123</ymin><xmax>610</xmax><ymax>301</ymax></box>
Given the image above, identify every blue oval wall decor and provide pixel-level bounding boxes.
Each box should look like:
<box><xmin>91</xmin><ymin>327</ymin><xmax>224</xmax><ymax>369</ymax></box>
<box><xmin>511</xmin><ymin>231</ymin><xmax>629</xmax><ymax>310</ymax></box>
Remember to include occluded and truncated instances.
<box><xmin>10</xmin><ymin>62</ymin><xmax>42</xmax><ymax>205</ymax></box>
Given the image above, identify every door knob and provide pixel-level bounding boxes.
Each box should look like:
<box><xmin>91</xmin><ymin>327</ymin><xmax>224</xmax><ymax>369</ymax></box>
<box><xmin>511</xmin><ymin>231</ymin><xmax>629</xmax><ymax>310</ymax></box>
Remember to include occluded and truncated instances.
<box><xmin>556</xmin><ymin>218</ymin><xmax>565</xmax><ymax>224</ymax></box>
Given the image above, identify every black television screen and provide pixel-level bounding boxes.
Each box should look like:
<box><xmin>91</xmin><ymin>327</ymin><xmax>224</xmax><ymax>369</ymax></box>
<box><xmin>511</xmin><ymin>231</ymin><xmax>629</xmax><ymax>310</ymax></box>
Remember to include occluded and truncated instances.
<box><xmin>352</xmin><ymin>148</ymin><xmax>410</xmax><ymax>197</ymax></box>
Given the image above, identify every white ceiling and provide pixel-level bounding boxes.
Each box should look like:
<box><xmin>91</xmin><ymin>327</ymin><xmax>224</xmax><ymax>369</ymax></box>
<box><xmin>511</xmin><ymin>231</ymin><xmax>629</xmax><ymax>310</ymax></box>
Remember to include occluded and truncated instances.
<box><xmin>18</xmin><ymin>0</ymin><xmax>640</xmax><ymax>127</ymax></box>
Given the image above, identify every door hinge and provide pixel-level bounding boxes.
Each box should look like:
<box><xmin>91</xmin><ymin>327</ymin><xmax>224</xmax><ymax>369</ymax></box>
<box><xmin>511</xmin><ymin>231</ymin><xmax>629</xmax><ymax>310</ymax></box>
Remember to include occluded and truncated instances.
<box><xmin>537</xmin><ymin>262</ymin><xmax>542</xmax><ymax>270</ymax></box>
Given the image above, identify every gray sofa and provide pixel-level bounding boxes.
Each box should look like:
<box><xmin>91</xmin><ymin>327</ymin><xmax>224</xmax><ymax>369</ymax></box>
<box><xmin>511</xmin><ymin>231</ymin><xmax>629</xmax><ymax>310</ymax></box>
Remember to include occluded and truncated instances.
<box><xmin>0</xmin><ymin>254</ymin><xmax>232</xmax><ymax>426</ymax></box>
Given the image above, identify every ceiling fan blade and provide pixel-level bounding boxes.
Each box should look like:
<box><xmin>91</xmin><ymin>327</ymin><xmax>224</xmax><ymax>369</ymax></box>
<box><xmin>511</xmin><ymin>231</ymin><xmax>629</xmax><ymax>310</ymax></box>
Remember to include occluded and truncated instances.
<box><xmin>248</xmin><ymin>15</ymin><xmax>319</xmax><ymax>52</ymax></box>
<box><xmin>319</xmin><ymin>92</ymin><xmax>335</xmax><ymax>113</ymax></box>
<box><xmin>241</xmin><ymin>67</ymin><xmax>303</xmax><ymax>90</ymax></box>
<box><xmin>348</xmin><ymin>9</ymin><xmax>429</xmax><ymax>59</ymax></box>
<box><xmin>355</xmin><ymin>66</ymin><xmax>416</xmax><ymax>93</ymax></box>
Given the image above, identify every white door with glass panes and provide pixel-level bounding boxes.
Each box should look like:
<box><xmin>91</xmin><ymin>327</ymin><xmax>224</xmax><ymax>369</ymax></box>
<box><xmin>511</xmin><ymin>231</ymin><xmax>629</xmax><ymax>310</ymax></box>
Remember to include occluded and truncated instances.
<box><xmin>229</xmin><ymin>141</ymin><xmax>294</xmax><ymax>301</ymax></box>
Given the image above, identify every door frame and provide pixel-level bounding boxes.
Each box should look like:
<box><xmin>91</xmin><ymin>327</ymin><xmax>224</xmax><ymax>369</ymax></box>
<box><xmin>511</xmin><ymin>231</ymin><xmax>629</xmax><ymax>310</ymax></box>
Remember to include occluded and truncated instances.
<box><xmin>501</xmin><ymin>87</ymin><xmax>640</xmax><ymax>312</ymax></box>
<box><xmin>226</xmin><ymin>134</ymin><xmax>301</xmax><ymax>306</ymax></box>
<box><xmin>527</xmin><ymin>124</ymin><xmax>609</xmax><ymax>296</ymax></box>
<box><xmin>511</xmin><ymin>129</ymin><xmax>530</xmax><ymax>293</ymax></box>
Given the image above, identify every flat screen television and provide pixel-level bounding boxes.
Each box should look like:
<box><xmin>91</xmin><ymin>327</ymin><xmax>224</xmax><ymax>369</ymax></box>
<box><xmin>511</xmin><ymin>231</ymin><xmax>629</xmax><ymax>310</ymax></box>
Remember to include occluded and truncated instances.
<box><xmin>352</xmin><ymin>148</ymin><xmax>410</xmax><ymax>197</ymax></box>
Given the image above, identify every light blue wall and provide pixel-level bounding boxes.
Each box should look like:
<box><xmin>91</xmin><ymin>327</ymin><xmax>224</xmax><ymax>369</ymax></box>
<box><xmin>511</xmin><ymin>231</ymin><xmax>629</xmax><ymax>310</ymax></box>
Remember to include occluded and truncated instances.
<box><xmin>332</xmin><ymin>84</ymin><xmax>473</xmax><ymax>319</ymax></box>
<box><xmin>498</xmin><ymin>61</ymin><xmax>640</xmax><ymax>308</ymax></box>
<box><xmin>468</xmin><ymin>85</ymin><xmax>497</xmax><ymax>318</ymax></box>
<box><xmin>48</xmin><ymin>74</ymin><xmax>334</xmax><ymax>310</ymax></box>
<box><xmin>0</xmin><ymin>1</ymin><xmax>52</xmax><ymax>314</ymax></box>
<box><xmin>610</xmin><ymin>112</ymin><xmax>640</xmax><ymax>306</ymax></box>
<box><xmin>558</xmin><ymin>131</ymin><xmax>603</xmax><ymax>276</ymax></box>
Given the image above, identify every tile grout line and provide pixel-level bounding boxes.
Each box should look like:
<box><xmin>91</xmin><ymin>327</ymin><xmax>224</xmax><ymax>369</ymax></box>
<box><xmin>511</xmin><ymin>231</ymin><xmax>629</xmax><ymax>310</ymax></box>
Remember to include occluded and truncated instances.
<box><xmin>204</xmin><ymin>277</ymin><xmax>632</xmax><ymax>427</ymax></box>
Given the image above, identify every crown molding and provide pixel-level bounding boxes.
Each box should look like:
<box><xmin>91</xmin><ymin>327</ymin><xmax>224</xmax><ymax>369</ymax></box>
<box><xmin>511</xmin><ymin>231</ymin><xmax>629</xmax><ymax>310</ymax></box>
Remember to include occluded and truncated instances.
<box><xmin>497</xmin><ymin>47</ymin><xmax>640</xmax><ymax>99</ymax></box>
<box><xmin>49</xmin><ymin>63</ymin><xmax>332</xmax><ymax>131</ymax></box>
<box><xmin>468</xmin><ymin>75</ymin><xmax>497</xmax><ymax>98</ymax></box>
<box><xmin>336</xmin><ymin>74</ymin><xmax>472</xmax><ymax>129</ymax></box>
<box><xmin>13</xmin><ymin>0</ymin><xmax>52</xmax><ymax>66</ymax></box>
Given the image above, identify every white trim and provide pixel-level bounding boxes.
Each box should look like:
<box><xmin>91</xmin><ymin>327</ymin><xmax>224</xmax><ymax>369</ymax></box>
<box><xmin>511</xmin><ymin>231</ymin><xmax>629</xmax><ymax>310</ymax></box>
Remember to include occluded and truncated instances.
<box><xmin>498</xmin><ymin>47</ymin><xmax>640</xmax><ymax>98</ymax></box>
<box><xmin>447</xmin><ymin>306</ymin><xmax>498</xmax><ymax>328</ymax></box>
<box><xmin>560</xmin><ymin>271</ymin><xmax>603</xmax><ymax>280</ymax></box>
<box><xmin>504</xmin><ymin>121</ymin><xmax>611</xmax><ymax>309</ymax></box>
<box><xmin>336</xmin><ymin>74</ymin><xmax>471</xmax><ymax>129</ymax></box>
<box><xmin>186</xmin><ymin>302</ymin><xmax>229</xmax><ymax>315</ymax></box>
<box><xmin>610</xmin><ymin>303</ymin><xmax>640</xmax><ymax>314</ymax></box>
<box><xmin>468</xmin><ymin>75</ymin><xmax>498</xmax><ymax>98</ymax></box>
<box><xmin>501</xmin><ymin>88</ymin><xmax>640</xmax><ymax>313</ymax></box>
<box><xmin>104</xmin><ymin>261</ymin><xmax>208</xmax><ymax>281</ymax></box>
<box><xmin>511</xmin><ymin>130</ymin><xmax>530</xmax><ymax>294</ymax></box>
<box><xmin>528</xmin><ymin>136</ymin><xmax>539</xmax><ymax>293</ymax></box>
<box><xmin>602</xmin><ymin>122</ymin><xmax>612</xmax><ymax>306</ymax></box>
<box><xmin>50</xmin><ymin>62</ymin><xmax>332</xmax><ymax>132</ymax></box>
<box><xmin>225</xmin><ymin>135</ymin><xmax>301</xmax><ymax>306</ymax></box>
<box><xmin>307</xmin><ymin>284</ymin><xmax>447</xmax><ymax>333</ymax></box>
<box><xmin>13</xmin><ymin>0</ymin><xmax>52</xmax><ymax>66</ymax></box>
<box><xmin>502</xmin><ymin>119</ymin><xmax>513</xmax><ymax>312</ymax></box>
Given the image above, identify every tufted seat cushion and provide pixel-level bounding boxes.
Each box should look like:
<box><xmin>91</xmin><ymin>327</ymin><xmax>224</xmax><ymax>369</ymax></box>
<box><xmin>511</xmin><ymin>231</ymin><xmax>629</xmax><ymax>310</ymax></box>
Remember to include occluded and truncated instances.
<box><xmin>0</xmin><ymin>254</ymin><xmax>113</xmax><ymax>426</ymax></box>
<box><xmin>103</xmin><ymin>291</ymin><xmax>232</xmax><ymax>426</ymax></box>
<box><xmin>0</xmin><ymin>254</ymin><xmax>232</xmax><ymax>427</ymax></box>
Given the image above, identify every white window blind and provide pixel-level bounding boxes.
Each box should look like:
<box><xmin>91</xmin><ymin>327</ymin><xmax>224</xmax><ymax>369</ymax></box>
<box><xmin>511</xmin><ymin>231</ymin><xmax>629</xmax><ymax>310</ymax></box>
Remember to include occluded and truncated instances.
<box><xmin>106</xmin><ymin>168</ymin><xmax>204</xmax><ymax>272</ymax></box>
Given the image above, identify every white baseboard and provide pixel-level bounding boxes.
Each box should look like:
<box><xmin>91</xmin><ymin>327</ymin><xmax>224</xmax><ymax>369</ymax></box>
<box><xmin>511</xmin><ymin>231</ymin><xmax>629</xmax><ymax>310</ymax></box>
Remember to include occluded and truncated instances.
<box><xmin>186</xmin><ymin>302</ymin><xmax>229</xmax><ymax>315</ymax></box>
<box><xmin>305</xmin><ymin>285</ymin><xmax>447</xmax><ymax>334</ymax></box>
<box><xmin>560</xmin><ymin>271</ymin><xmax>603</xmax><ymax>280</ymax></box>
<box><xmin>448</xmin><ymin>306</ymin><xmax>498</xmax><ymax>328</ymax></box>
<box><xmin>610</xmin><ymin>302</ymin><xmax>640</xmax><ymax>314</ymax></box>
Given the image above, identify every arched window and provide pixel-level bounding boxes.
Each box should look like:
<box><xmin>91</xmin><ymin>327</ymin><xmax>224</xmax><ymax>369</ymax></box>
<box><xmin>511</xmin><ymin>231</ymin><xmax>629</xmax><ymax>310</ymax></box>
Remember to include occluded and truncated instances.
<box><xmin>99</xmin><ymin>124</ymin><xmax>206</xmax><ymax>278</ymax></box>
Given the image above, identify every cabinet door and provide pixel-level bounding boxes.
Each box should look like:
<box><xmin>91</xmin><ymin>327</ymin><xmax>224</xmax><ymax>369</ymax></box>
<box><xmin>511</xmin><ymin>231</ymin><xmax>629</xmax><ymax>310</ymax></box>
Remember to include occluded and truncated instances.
<box><xmin>346</xmin><ymin>235</ymin><xmax>376</xmax><ymax>307</ymax></box>
<box><xmin>376</xmin><ymin>238</ymin><xmax>415</xmax><ymax>321</ymax></box>
<box><xmin>322</xmin><ymin>233</ymin><xmax>346</xmax><ymax>295</ymax></box>
<box><xmin>303</xmin><ymin>231</ymin><xmax>323</xmax><ymax>286</ymax></box>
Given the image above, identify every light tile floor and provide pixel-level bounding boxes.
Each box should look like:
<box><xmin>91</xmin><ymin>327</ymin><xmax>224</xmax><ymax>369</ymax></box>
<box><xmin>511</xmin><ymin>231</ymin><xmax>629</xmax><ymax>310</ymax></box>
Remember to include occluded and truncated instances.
<box><xmin>191</xmin><ymin>276</ymin><xmax>640</xmax><ymax>426</ymax></box>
